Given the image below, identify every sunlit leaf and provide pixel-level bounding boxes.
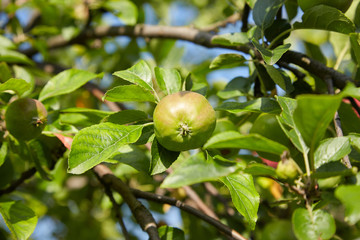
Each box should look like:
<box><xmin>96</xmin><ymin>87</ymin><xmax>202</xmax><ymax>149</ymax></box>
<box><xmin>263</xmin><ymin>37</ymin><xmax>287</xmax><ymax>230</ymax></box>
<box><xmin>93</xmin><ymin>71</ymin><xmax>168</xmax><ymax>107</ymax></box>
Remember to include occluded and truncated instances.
<box><xmin>0</xmin><ymin>200</ymin><xmax>38</xmax><ymax>240</ymax></box>
<box><xmin>204</xmin><ymin>132</ymin><xmax>288</xmax><ymax>155</ymax></box>
<box><xmin>161</xmin><ymin>152</ymin><xmax>239</xmax><ymax>188</ymax></box>
<box><xmin>39</xmin><ymin>69</ymin><xmax>102</xmax><ymax>101</ymax></box>
<box><xmin>292</xmin><ymin>208</ymin><xmax>336</xmax><ymax>240</ymax></box>
<box><xmin>221</xmin><ymin>173</ymin><xmax>259</xmax><ymax>230</ymax></box>
<box><xmin>0</xmin><ymin>78</ymin><xmax>30</xmax><ymax>97</ymax></box>
<box><xmin>314</xmin><ymin>137</ymin><xmax>351</xmax><ymax>169</ymax></box>
<box><xmin>103</xmin><ymin>85</ymin><xmax>156</xmax><ymax>103</ymax></box>
<box><xmin>253</xmin><ymin>0</ymin><xmax>286</xmax><ymax>31</ymax></box>
<box><xmin>150</xmin><ymin>138</ymin><xmax>180</xmax><ymax>175</ymax></box>
<box><xmin>68</xmin><ymin>123</ymin><xmax>145</xmax><ymax>174</ymax></box>
<box><xmin>209</xmin><ymin>54</ymin><xmax>246</xmax><ymax>69</ymax></box>
<box><xmin>211</xmin><ymin>32</ymin><xmax>249</xmax><ymax>46</ymax></box>
<box><xmin>154</xmin><ymin>67</ymin><xmax>182</xmax><ymax>95</ymax></box>
<box><xmin>113</xmin><ymin>60</ymin><xmax>153</xmax><ymax>91</ymax></box>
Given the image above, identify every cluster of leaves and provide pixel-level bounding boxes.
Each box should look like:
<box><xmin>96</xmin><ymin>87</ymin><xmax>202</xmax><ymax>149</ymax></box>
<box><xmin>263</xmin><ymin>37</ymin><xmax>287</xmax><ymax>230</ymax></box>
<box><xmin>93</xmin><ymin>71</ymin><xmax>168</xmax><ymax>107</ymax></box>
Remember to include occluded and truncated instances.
<box><xmin>0</xmin><ymin>0</ymin><xmax>360</xmax><ymax>239</ymax></box>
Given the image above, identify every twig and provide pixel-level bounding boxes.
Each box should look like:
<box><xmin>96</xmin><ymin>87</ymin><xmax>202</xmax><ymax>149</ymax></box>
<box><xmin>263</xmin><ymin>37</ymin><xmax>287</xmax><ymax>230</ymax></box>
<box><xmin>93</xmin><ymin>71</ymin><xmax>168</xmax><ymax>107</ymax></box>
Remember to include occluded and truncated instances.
<box><xmin>17</xmin><ymin>24</ymin><xmax>353</xmax><ymax>90</ymax></box>
<box><xmin>131</xmin><ymin>188</ymin><xmax>248</xmax><ymax>240</ymax></box>
<box><xmin>95</xmin><ymin>172</ymin><xmax>130</xmax><ymax>240</ymax></box>
<box><xmin>199</xmin><ymin>12</ymin><xmax>241</xmax><ymax>32</ymax></box>
<box><xmin>182</xmin><ymin>185</ymin><xmax>219</xmax><ymax>220</ymax></box>
<box><xmin>93</xmin><ymin>164</ymin><xmax>160</xmax><ymax>240</ymax></box>
<box><xmin>0</xmin><ymin>167</ymin><xmax>37</xmax><ymax>197</ymax></box>
<box><xmin>325</xmin><ymin>75</ymin><xmax>352</xmax><ymax>168</ymax></box>
<box><xmin>203</xmin><ymin>182</ymin><xmax>235</xmax><ymax>216</ymax></box>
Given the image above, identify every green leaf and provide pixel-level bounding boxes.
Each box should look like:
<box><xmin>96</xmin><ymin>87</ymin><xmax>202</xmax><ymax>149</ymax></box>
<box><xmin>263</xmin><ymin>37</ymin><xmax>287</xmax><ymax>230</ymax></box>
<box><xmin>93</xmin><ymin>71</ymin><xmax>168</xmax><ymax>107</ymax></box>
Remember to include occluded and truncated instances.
<box><xmin>68</xmin><ymin>123</ymin><xmax>144</xmax><ymax>174</ymax></box>
<box><xmin>253</xmin><ymin>0</ymin><xmax>286</xmax><ymax>31</ymax></box>
<box><xmin>312</xmin><ymin>162</ymin><xmax>353</xmax><ymax>179</ymax></box>
<box><xmin>0</xmin><ymin>78</ymin><xmax>31</xmax><ymax>97</ymax></box>
<box><xmin>28</xmin><ymin>140</ymin><xmax>52</xmax><ymax>181</ymax></box>
<box><xmin>293</xmin><ymin>95</ymin><xmax>342</xmax><ymax>151</ymax></box>
<box><xmin>39</xmin><ymin>69</ymin><xmax>102</xmax><ymax>101</ymax></box>
<box><xmin>0</xmin><ymin>49</ymin><xmax>33</xmax><ymax>65</ymax></box>
<box><xmin>209</xmin><ymin>54</ymin><xmax>246</xmax><ymax>69</ymax></box>
<box><xmin>110</xmin><ymin>145</ymin><xmax>150</xmax><ymax>172</ymax></box>
<box><xmin>0</xmin><ymin>35</ymin><xmax>15</xmax><ymax>49</ymax></box>
<box><xmin>221</xmin><ymin>173</ymin><xmax>259</xmax><ymax>230</ymax></box>
<box><xmin>113</xmin><ymin>60</ymin><xmax>153</xmax><ymax>91</ymax></box>
<box><xmin>252</xmin><ymin>39</ymin><xmax>291</xmax><ymax>65</ymax></box>
<box><xmin>276</xmin><ymin>96</ymin><xmax>309</xmax><ymax>154</ymax></box>
<box><xmin>294</xmin><ymin>5</ymin><xmax>355</xmax><ymax>34</ymax></box>
<box><xmin>0</xmin><ymin>142</ymin><xmax>8</xmax><ymax>167</ymax></box>
<box><xmin>341</xmin><ymin>83</ymin><xmax>360</xmax><ymax>99</ymax></box>
<box><xmin>244</xmin><ymin>163</ymin><xmax>277</xmax><ymax>177</ymax></box>
<box><xmin>265</xmin><ymin>65</ymin><xmax>294</xmax><ymax>93</ymax></box>
<box><xmin>103</xmin><ymin>85</ymin><xmax>156</xmax><ymax>103</ymax></box>
<box><xmin>292</xmin><ymin>208</ymin><xmax>336</xmax><ymax>240</ymax></box>
<box><xmin>351</xmin><ymin>33</ymin><xmax>360</xmax><ymax>64</ymax></box>
<box><xmin>103</xmin><ymin>110</ymin><xmax>148</xmax><ymax>125</ymax></box>
<box><xmin>211</xmin><ymin>32</ymin><xmax>249</xmax><ymax>47</ymax></box>
<box><xmin>217</xmin><ymin>77</ymin><xmax>252</xmax><ymax>99</ymax></box>
<box><xmin>158</xmin><ymin>226</ymin><xmax>185</xmax><ymax>240</ymax></box>
<box><xmin>0</xmin><ymin>62</ymin><xmax>12</xmax><ymax>82</ymax></box>
<box><xmin>150</xmin><ymin>138</ymin><xmax>180</xmax><ymax>175</ymax></box>
<box><xmin>0</xmin><ymin>200</ymin><xmax>38</xmax><ymax>240</ymax></box>
<box><xmin>161</xmin><ymin>152</ymin><xmax>239</xmax><ymax>188</ymax></box>
<box><xmin>103</xmin><ymin>0</ymin><xmax>138</xmax><ymax>25</ymax></box>
<box><xmin>335</xmin><ymin>185</ymin><xmax>360</xmax><ymax>225</ymax></box>
<box><xmin>349</xmin><ymin>133</ymin><xmax>360</xmax><ymax>152</ymax></box>
<box><xmin>13</xmin><ymin>66</ymin><xmax>35</xmax><ymax>96</ymax></box>
<box><xmin>154</xmin><ymin>67</ymin><xmax>182</xmax><ymax>95</ymax></box>
<box><xmin>60</xmin><ymin>108</ymin><xmax>111</xmax><ymax>128</ymax></box>
<box><xmin>314</xmin><ymin>137</ymin><xmax>351</xmax><ymax>169</ymax></box>
<box><xmin>216</xmin><ymin>98</ymin><xmax>281</xmax><ymax>114</ymax></box>
<box><xmin>204</xmin><ymin>132</ymin><xmax>288</xmax><ymax>155</ymax></box>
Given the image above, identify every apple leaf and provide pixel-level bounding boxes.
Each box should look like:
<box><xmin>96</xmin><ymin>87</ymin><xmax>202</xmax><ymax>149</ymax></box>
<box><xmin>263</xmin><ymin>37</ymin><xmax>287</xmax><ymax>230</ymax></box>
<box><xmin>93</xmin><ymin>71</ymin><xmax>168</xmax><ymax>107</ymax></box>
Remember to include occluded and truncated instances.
<box><xmin>292</xmin><ymin>208</ymin><xmax>336</xmax><ymax>240</ymax></box>
<box><xmin>252</xmin><ymin>39</ymin><xmax>291</xmax><ymax>65</ymax></box>
<box><xmin>314</xmin><ymin>137</ymin><xmax>351</xmax><ymax>169</ymax></box>
<box><xmin>103</xmin><ymin>0</ymin><xmax>138</xmax><ymax>25</ymax></box>
<box><xmin>113</xmin><ymin>60</ymin><xmax>153</xmax><ymax>91</ymax></box>
<box><xmin>265</xmin><ymin>65</ymin><xmax>294</xmax><ymax>93</ymax></box>
<box><xmin>293</xmin><ymin>94</ymin><xmax>342</xmax><ymax>151</ymax></box>
<box><xmin>0</xmin><ymin>49</ymin><xmax>34</xmax><ymax>65</ymax></box>
<box><xmin>209</xmin><ymin>54</ymin><xmax>246</xmax><ymax>69</ymax></box>
<box><xmin>0</xmin><ymin>200</ymin><xmax>38</xmax><ymax>240</ymax></box>
<box><xmin>253</xmin><ymin>0</ymin><xmax>285</xmax><ymax>31</ymax></box>
<box><xmin>211</xmin><ymin>32</ymin><xmax>249</xmax><ymax>47</ymax></box>
<box><xmin>294</xmin><ymin>5</ymin><xmax>355</xmax><ymax>34</ymax></box>
<box><xmin>0</xmin><ymin>78</ymin><xmax>31</xmax><ymax>97</ymax></box>
<box><xmin>204</xmin><ymin>132</ymin><xmax>288</xmax><ymax>155</ymax></box>
<box><xmin>350</xmin><ymin>33</ymin><xmax>360</xmax><ymax>64</ymax></box>
<box><xmin>150</xmin><ymin>138</ymin><xmax>180</xmax><ymax>175</ymax></box>
<box><xmin>335</xmin><ymin>185</ymin><xmax>360</xmax><ymax>225</ymax></box>
<box><xmin>158</xmin><ymin>226</ymin><xmax>185</xmax><ymax>240</ymax></box>
<box><xmin>216</xmin><ymin>98</ymin><xmax>281</xmax><ymax>114</ymax></box>
<box><xmin>103</xmin><ymin>84</ymin><xmax>156</xmax><ymax>103</ymax></box>
<box><xmin>110</xmin><ymin>145</ymin><xmax>150</xmax><ymax>173</ymax></box>
<box><xmin>154</xmin><ymin>67</ymin><xmax>182</xmax><ymax>95</ymax></box>
<box><xmin>161</xmin><ymin>152</ymin><xmax>239</xmax><ymax>188</ymax></box>
<box><xmin>68</xmin><ymin>123</ymin><xmax>145</xmax><ymax>174</ymax></box>
<box><xmin>102</xmin><ymin>110</ymin><xmax>148</xmax><ymax>125</ymax></box>
<box><xmin>221</xmin><ymin>173</ymin><xmax>259</xmax><ymax>230</ymax></box>
<box><xmin>60</xmin><ymin>108</ymin><xmax>111</xmax><ymax>128</ymax></box>
<box><xmin>39</xmin><ymin>69</ymin><xmax>102</xmax><ymax>101</ymax></box>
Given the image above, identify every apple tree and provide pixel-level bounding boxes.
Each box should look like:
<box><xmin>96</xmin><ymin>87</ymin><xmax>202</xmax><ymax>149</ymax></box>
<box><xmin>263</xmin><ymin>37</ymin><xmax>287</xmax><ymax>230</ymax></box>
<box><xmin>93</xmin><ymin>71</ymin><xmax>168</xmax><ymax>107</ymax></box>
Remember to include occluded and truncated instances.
<box><xmin>0</xmin><ymin>0</ymin><xmax>360</xmax><ymax>239</ymax></box>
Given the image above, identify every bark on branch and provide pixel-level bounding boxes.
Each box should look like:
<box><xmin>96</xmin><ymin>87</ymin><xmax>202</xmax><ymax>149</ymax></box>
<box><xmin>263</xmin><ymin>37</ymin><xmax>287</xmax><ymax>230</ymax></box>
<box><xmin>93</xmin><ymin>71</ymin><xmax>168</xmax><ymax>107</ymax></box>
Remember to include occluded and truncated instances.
<box><xmin>21</xmin><ymin>24</ymin><xmax>353</xmax><ymax>90</ymax></box>
<box><xmin>93</xmin><ymin>164</ymin><xmax>160</xmax><ymax>240</ymax></box>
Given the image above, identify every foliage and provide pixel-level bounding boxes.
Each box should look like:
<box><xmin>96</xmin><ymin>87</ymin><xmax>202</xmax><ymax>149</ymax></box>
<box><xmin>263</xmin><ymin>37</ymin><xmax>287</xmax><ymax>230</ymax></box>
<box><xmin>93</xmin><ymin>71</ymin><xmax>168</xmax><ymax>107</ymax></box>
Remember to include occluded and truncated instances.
<box><xmin>0</xmin><ymin>0</ymin><xmax>360</xmax><ymax>239</ymax></box>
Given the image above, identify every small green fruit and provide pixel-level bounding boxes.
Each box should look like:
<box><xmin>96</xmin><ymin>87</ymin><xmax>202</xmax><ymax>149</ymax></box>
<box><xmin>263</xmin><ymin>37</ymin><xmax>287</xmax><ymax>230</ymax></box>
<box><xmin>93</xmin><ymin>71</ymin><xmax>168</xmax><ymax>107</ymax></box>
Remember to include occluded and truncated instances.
<box><xmin>276</xmin><ymin>158</ymin><xmax>300</xmax><ymax>182</ymax></box>
<box><xmin>317</xmin><ymin>176</ymin><xmax>342</xmax><ymax>189</ymax></box>
<box><xmin>5</xmin><ymin>98</ymin><xmax>48</xmax><ymax>141</ymax></box>
<box><xmin>153</xmin><ymin>91</ymin><xmax>216</xmax><ymax>152</ymax></box>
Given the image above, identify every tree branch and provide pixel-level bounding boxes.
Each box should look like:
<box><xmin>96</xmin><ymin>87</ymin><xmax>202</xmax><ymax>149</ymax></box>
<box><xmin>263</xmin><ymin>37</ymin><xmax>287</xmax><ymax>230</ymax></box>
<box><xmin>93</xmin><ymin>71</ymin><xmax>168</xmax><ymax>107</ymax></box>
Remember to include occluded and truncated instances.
<box><xmin>93</xmin><ymin>164</ymin><xmax>160</xmax><ymax>240</ymax></box>
<box><xmin>20</xmin><ymin>24</ymin><xmax>353</xmax><ymax>90</ymax></box>
<box><xmin>0</xmin><ymin>167</ymin><xmax>37</xmax><ymax>197</ymax></box>
<box><xmin>131</xmin><ymin>188</ymin><xmax>248</xmax><ymax>240</ymax></box>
